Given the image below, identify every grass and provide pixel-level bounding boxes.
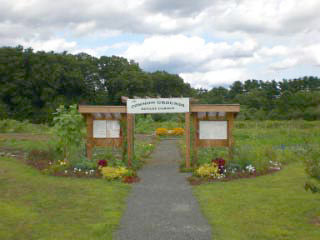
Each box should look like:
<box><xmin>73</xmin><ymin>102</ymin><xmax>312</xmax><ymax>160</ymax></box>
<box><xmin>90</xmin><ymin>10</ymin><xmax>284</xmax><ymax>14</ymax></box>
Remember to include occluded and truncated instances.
<box><xmin>191</xmin><ymin>121</ymin><xmax>320</xmax><ymax>240</ymax></box>
<box><xmin>194</xmin><ymin>163</ymin><xmax>320</xmax><ymax>240</ymax></box>
<box><xmin>0</xmin><ymin>138</ymin><xmax>50</xmax><ymax>151</ymax></box>
<box><xmin>0</xmin><ymin>156</ymin><xmax>130</xmax><ymax>240</ymax></box>
<box><xmin>192</xmin><ymin>121</ymin><xmax>320</xmax><ymax>171</ymax></box>
<box><xmin>0</xmin><ymin>119</ymin><xmax>49</xmax><ymax>133</ymax></box>
<box><xmin>2</xmin><ymin>119</ymin><xmax>320</xmax><ymax>239</ymax></box>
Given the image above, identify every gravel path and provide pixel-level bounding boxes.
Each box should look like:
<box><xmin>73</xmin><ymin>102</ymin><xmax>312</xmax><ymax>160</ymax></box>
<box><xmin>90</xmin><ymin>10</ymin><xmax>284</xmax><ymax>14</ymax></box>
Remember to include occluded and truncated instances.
<box><xmin>114</xmin><ymin>139</ymin><xmax>212</xmax><ymax>240</ymax></box>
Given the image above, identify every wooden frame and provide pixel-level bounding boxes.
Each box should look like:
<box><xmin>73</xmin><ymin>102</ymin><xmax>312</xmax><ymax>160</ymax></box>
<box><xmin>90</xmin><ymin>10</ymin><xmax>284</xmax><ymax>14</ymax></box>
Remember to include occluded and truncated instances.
<box><xmin>79</xmin><ymin>103</ymin><xmax>240</xmax><ymax>168</ymax></box>
<box><xmin>190</xmin><ymin>104</ymin><xmax>239</xmax><ymax>166</ymax></box>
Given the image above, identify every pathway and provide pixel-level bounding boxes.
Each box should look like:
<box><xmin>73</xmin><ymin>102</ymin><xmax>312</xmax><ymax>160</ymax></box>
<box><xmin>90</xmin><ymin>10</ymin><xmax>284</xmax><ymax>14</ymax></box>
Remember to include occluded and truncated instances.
<box><xmin>115</xmin><ymin>139</ymin><xmax>212</xmax><ymax>240</ymax></box>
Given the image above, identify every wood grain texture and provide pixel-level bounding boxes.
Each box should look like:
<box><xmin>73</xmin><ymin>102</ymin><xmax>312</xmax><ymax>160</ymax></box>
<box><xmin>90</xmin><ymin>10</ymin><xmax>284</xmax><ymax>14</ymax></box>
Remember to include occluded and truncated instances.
<box><xmin>94</xmin><ymin>138</ymin><xmax>122</xmax><ymax>147</ymax></box>
<box><xmin>127</xmin><ymin>114</ymin><xmax>134</xmax><ymax>168</ymax></box>
<box><xmin>85</xmin><ymin>114</ymin><xmax>93</xmax><ymax>159</ymax></box>
<box><xmin>192</xmin><ymin>113</ymin><xmax>199</xmax><ymax>166</ymax></box>
<box><xmin>191</xmin><ymin>104</ymin><xmax>240</xmax><ymax>113</ymax></box>
<box><xmin>185</xmin><ymin>112</ymin><xmax>191</xmax><ymax>168</ymax></box>
<box><xmin>78</xmin><ymin>105</ymin><xmax>126</xmax><ymax>113</ymax></box>
<box><xmin>198</xmin><ymin>139</ymin><xmax>229</xmax><ymax>147</ymax></box>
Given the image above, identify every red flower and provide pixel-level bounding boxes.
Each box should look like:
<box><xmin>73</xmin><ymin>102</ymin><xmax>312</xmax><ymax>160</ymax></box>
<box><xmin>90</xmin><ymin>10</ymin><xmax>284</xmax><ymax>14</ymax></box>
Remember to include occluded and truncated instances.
<box><xmin>212</xmin><ymin>157</ymin><xmax>226</xmax><ymax>174</ymax></box>
<box><xmin>98</xmin><ymin>159</ymin><xmax>107</xmax><ymax>167</ymax></box>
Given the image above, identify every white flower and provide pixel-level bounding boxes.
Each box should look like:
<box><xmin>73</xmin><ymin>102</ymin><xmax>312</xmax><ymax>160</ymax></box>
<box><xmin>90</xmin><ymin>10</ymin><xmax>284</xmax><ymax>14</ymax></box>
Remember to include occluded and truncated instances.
<box><xmin>245</xmin><ymin>164</ymin><xmax>256</xmax><ymax>173</ymax></box>
<box><xmin>64</xmin><ymin>170</ymin><xmax>68</xmax><ymax>174</ymax></box>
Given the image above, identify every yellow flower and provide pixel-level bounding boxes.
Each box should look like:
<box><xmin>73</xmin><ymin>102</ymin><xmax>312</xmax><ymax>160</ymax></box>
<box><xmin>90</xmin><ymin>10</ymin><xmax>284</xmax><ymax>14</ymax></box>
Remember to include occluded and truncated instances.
<box><xmin>195</xmin><ymin>164</ymin><xmax>220</xmax><ymax>178</ymax></box>
<box><xmin>156</xmin><ymin>128</ymin><xmax>168</xmax><ymax>136</ymax></box>
<box><xmin>100</xmin><ymin>166</ymin><xmax>129</xmax><ymax>180</ymax></box>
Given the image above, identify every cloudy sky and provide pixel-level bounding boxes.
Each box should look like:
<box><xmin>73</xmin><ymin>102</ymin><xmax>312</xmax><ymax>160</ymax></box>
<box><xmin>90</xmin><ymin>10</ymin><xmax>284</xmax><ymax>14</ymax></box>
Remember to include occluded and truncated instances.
<box><xmin>1</xmin><ymin>0</ymin><xmax>320</xmax><ymax>89</ymax></box>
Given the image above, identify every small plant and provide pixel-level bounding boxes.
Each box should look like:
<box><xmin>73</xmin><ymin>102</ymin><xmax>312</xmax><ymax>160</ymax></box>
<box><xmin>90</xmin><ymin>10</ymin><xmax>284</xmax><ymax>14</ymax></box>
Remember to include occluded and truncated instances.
<box><xmin>98</xmin><ymin>159</ymin><xmax>108</xmax><ymax>168</ymax></box>
<box><xmin>172</xmin><ymin>127</ymin><xmax>184</xmax><ymax>136</ymax></box>
<box><xmin>212</xmin><ymin>157</ymin><xmax>226</xmax><ymax>174</ymax></box>
<box><xmin>100</xmin><ymin>166</ymin><xmax>132</xmax><ymax>180</ymax></box>
<box><xmin>156</xmin><ymin>128</ymin><xmax>168</xmax><ymax>136</ymax></box>
<box><xmin>195</xmin><ymin>164</ymin><xmax>221</xmax><ymax>178</ymax></box>
<box><xmin>51</xmin><ymin>104</ymin><xmax>85</xmax><ymax>162</ymax></box>
<box><xmin>156</xmin><ymin>127</ymin><xmax>184</xmax><ymax>136</ymax></box>
<box><xmin>245</xmin><ymin>164</ymin><xmax>256</xmax><ymax>174</ymax></box>
<box><xmin>304</xmin><ymin>148</ymin><xmax>320</xmax><ymax>193</ymax></box>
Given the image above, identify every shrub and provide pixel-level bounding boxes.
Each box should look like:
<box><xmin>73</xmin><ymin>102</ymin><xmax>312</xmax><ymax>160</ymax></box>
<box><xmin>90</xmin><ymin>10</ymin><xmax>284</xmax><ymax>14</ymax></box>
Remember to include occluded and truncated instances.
<box><xmin>156</xmin><ymin>128</ymin><xmax>168</xmax><ymax>136</ymax></box>
<box><xmin>195</xmin><ymin>164</ymin><xmax>220</xmax><ymax>178</ymax></box>
<box><xmin>172</xmin><ymin>128</ymin><xmax>184</xmax><ymax>136</ymax></box>
<box><xmin>305</xmin><ymin>148</ymin><xmax>320</xmax><ymax>193</ymax></box>
<box><xmin>100</xmin><ymin>166</ymin><xmax>131</xmax><ymax>180</ymax></box>
<box><xmin>51</xmin><ymin>104</ymin><xmax>85</xmax><ymax>161</ymax></box>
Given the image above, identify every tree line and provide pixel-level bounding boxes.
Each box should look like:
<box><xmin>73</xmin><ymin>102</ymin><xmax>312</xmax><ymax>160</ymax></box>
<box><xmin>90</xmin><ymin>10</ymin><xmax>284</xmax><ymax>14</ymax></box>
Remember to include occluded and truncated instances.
<box><xmin>196</xmin><ymin>77</ymin><xmax>320</xmax><ymax>120</ymax></box>
<box><xmin>0</xmin><ymin>46</ymin><xmax>320</xmax><ymax>123</ymax></box>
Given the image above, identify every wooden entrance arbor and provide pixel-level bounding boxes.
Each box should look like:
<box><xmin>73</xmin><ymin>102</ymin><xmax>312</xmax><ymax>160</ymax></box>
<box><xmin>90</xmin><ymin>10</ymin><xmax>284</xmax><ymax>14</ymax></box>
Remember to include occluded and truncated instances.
<box><xmin>78</xmin><ymin>101</ymin><xmax>240</xmax><ymax>168</ymax></box>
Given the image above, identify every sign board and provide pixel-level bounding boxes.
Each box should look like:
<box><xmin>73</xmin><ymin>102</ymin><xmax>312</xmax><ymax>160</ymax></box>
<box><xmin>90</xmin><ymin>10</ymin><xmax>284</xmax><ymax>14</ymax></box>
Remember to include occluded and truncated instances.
<box><xmin>93</xmin><ymin>120</ymin><xmax>120</xmax><ymax>138</ymax></box>
<box><xmin>199</xmin><ymin>121</ymin><xmax>227</xmax><ymax>140</ymax></box>
<box><xmin>127</xmin><ymin>98</ymin><xmax>189</xmax><ymax>114</ymax></box>
<box><xmin>93</xmin><ymin>120</ymin><xmax>107</xmax><ymax>138</ymax></box>
<box><xmin>106</xmin><ymin>120</ymin><xmax>120</xmax><ymax>138</ymax></box>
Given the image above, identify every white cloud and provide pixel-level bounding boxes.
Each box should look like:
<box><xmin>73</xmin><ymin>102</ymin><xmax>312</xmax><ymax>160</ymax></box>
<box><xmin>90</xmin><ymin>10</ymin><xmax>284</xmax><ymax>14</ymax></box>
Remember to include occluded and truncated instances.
<box><xmin>1</xmin><ymin>0</ymin><xmax>320</xmax><ymax>89</ymax></box>
<box><xmin>123</xmin><ymin>34</ymin><xmax>258</xmax><ymax>73</ymax></box>
<box><xmin>267</xmin><ymin>43</ymin><xmax>320</xmax><ymax>70</ymax></box>
<box><xmin>20</xmin><ymin>38</ymin><xmax>77</xmax><ymax>52</ymax></box>
<box><xmin>180</xmin><ymin>69</ymin><xmax>248</xmax><ymax>89</ymax></box>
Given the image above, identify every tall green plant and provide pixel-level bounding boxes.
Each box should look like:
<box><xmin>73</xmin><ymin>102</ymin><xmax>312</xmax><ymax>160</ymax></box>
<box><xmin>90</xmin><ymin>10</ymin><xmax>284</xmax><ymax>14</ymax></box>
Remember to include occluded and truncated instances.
<box><xmin>305</xmin><ymin>148</ymin><xmax>320</xmax><ymax>193</ymax></box>
<box><xmin>52</xmin><ymin>104</ymin><xmax>85</xmax><ymax>161</ymax></box>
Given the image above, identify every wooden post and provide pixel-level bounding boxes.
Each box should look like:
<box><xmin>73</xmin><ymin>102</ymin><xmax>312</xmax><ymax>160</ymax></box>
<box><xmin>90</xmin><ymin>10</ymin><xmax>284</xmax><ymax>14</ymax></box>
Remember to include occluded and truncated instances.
<box><xmin>185</xmin><ymin>112</ymin><xmax>191</xmax><ymax>168</ymax></box>
<box><xmin>121</xmin><ymin>113</ymin><xmax>127</xmax><ymax>161</ymax></box>
<box><xmin>192</xmin><ymin>113</ymin><xmax>199</xmax><ymax>166</ymax></box>
<box><xmin>227</xmin><ymin>112</ymin><xmax>234</xmax><ymax>160</ymax></box>
<box><xmin>86</xmin><ymin>114</ymin><xmax>93</xmax><ymax>160</ymax></box>
<box><xmin>127</xmin><ymin>113</ymin><xmax>134</xmax><ymax>168</ymax></box>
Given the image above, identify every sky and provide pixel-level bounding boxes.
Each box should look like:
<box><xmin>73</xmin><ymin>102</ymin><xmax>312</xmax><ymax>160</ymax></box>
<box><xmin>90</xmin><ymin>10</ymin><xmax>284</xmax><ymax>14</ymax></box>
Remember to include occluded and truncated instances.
<box><xmin>1</xmin><ymin>0</ymin><xmax>320</xmax><ymax>89</ymax></box>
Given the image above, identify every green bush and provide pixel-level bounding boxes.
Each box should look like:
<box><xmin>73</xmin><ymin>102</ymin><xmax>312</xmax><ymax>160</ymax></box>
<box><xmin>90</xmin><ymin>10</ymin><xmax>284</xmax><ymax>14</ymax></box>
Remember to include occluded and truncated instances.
<box><xmin>305</xmin><ymin>147</ymin><xmax>320</xmax><ymax>193</ymax></box>
<box><xmin>51</xmin><ymin>104</ymin><xmax>85</xmax><ymax>161</ymax></box>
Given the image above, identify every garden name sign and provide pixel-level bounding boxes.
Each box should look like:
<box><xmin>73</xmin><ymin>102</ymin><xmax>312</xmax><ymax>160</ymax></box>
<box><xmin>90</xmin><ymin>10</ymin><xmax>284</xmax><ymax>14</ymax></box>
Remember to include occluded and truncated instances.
<box><xmin>127</xmin><ymin>98</ymin><xmax>189</xmax><ymax>114</ymax></box>
<box><xmin>78</xmin><ymin>99</ymin><xmax>240</xmax><ymax>168</ymax></box>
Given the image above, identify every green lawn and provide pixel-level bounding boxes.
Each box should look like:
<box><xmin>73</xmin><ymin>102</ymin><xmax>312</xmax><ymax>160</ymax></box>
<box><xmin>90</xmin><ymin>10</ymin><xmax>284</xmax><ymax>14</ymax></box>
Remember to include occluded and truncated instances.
<box><xmin>194</xmin><ymin>163</ymin><xmax>320</xmax><ymax>240</ymax></box>
<box><xmin>0</xmin><ymin>156</ymin><xmax>130</xmax><ymax>240</ymax></box>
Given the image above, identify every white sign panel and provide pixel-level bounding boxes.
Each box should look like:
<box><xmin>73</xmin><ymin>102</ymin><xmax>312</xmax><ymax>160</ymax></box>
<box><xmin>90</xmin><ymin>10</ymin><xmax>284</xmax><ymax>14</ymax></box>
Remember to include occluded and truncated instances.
<box><xmin>106</xmin><ymin>120</ymin><xmax>120</xmax><ymax>138</ymax></box>
<box><xmin>93</xmin><ymin>120</ymin><xmax>120</xmax><ymax>138</ymax></box>
<box><xmin>199</xmin><ymin>121</ymin><xmax>228</xmax><ymax>140</ymax></box>
<box><xmin>93</xmin><ymin>120</ymin><xmax>107</xmax><ymax>138</ymax></box>
<box><xmin>127</xmin><ymin>98</ymin><xmax>189</xmax><ymax>114</ymax></box>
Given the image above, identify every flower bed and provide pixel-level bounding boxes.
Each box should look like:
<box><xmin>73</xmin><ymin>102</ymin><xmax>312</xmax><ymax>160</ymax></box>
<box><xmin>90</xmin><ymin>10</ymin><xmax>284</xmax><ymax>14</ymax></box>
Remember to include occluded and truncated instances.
<box><xmin>189</xmin><ymin>157</ymin><xmax>282</xmax><ymax>185</ymax></box>
<box><xmin>156</xmin><ymin>127</ymin><xmax>184</xmax><ymax>136</ymax></box>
